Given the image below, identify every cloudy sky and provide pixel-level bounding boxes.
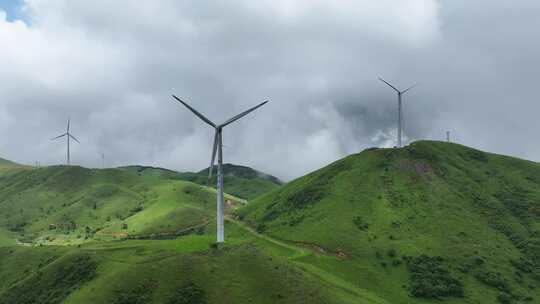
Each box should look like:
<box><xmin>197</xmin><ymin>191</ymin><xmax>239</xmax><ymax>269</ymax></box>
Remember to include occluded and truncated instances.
<box><xmin>0</xmin><ymin>0</ymin><xmax>539</xmax><ymax>180</ymax></box>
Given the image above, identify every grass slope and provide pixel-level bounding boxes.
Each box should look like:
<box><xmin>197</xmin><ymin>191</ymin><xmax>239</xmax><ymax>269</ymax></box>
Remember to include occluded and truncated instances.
<box><xmin>0</xmin><ymin>163</ymin><xmax>373</xmax><ymax>303</ymax></box>
<box><xmin>0</xmin><ymin>165</ymin><xmax>215</xmax><ymax>245</ymax></box>
<box><xmin>0</xmin><ymin>224</ymin><xmax>377</xmax><ymax>304</ymax></box>
<box><xmin>238</xmin><ymin>141</ymin><xmax>540</xmax><ymax>304</ymax></box>
<box><xmin>2</xmin><ymin>141</ymin><xmax>540</xmax><ymax>303</ymax></box>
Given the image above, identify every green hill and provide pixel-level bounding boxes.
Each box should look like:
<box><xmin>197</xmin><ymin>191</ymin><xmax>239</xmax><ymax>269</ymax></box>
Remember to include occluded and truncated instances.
<box><xmin>121</xmin><ymin>163</ymin><xmax>282</xmax><ymax>200</ymax></box>
<box><xmin>237</xmin><ymin>141</ymin><xmax>540</xmax><ymax>303</ymax></box>
<box><xmin>178</xmin><ymin>163</ymin><xmax>283</xmax><ymax>200</ymax></box>
<box><xmin>0</xmin><ymin>163</ymin><xmax>367</xmax><ymax>303</ymax></box>
<box><xmin>1</xmin><ymin>141</ymin><xmax>540</xmax><ymax>303</ymax></box>
<box><xmin>0</xmin><ymin>158</ymin><xmax>27</xmax><ymax>172</ymax></box>
<box><xmin>0</xmin><ymin>165</ymin><xmax>218</xmax><ymax>245</ymax></box>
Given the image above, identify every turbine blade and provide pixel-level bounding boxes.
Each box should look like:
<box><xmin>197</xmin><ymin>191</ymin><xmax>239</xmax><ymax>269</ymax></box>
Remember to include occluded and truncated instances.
<box><xmin>401</xmin><ymin>83</ymin><xmax>419</xmax><ymax>94</ymax></box>
<box><xmin>172</xmin><ymin>95</ymin><xmax>216</xmax><ymax>128</ymax></box>
<box><xmin>51</xmin><ymin>133</ymin><xmax>67</xmax><ymax>140</ymax></box>
<box><xmin>378</xmin><ymin>77</ymin><xmax>400</xmax><ymax>93</ymax></box>
<box><xmin>69</xmin><ymin>134</ymin><xmax>80</xmax><ymax>143</ymax></box>
<box><xmin>219</xmin><ymin>100</ymin><xmax>269</xmax><ymax>128</ymax></box>
<box><xmin>67</xmin><ymin>118</ymin><xmax>70</xmax><ymax>132</ymax></box>
<box><xmin>208</xmin><ymin>130</ymin><xmax>219</xmax><ymax>184</ymax></box>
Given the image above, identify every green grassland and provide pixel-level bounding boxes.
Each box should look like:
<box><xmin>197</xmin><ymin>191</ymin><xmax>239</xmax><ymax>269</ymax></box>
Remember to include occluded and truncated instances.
<box><xmin>0</xmin><ymin>141</ymin><xmax>539</xmax><ymax>303</ymax></box>
<box><xmin>0</xmin><ymin>165</ymin><xmax>218</xmax><ymax>245</ymax></box>
<box><xmin>238</xmin><ymin>141</ymin><xmax>540</xmax><ymax>303</ymax></box>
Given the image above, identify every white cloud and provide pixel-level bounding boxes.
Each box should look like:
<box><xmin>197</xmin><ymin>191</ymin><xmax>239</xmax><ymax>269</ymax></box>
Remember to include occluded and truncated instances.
<box><xmin>0</xmin><ymin>1</ymin><xmax>539</xmax><ymax>180</ymax></box>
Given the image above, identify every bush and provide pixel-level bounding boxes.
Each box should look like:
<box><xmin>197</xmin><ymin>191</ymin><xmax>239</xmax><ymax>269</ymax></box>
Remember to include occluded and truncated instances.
<box><xmin>352</xmin><ymin>216</ymin><xmax>369</xmax><ymax>231</ymax></box>
<box><xmin>407</xmin><ymin>255</ymin><xmax>464</xmax><ymax>299</ymax></box>
<box><xmin>497</xmin><ymin>292</ymin><xmax>512</xmax><ymax>304</ymax></box>
<box><xmin>256</xmin><ymin>224</ymin><xmax>267</xmax><ymax>233</ymax></box>
<box><xmin>0</xmin><ymin>254</ymin><xmax>97</xmax><ymax>304</ymax></box>
<box><xmin>168</xmin><ymin>282</ymin><xmax>206</xmax><ymax>304</ymax></box>
<box><xmin>284</xmin><ymin>180</ymin><xmax>326</xmax><ymax>209</ymax></box>
<box><xmin>474</xmin><ymin>270</ymin><xmax>511</xmax><ymax>293</ymax></box>
<box><xmin>115</xmin><ymin>280</ymin><xmax>157</xmax><ymax>304</ymax></box>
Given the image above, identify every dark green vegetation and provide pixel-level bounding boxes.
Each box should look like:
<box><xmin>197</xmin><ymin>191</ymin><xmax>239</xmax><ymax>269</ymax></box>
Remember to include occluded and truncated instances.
<box><xmin>1</xmin><ymin>141</ymin><xmax>540</xmax><ymax>303</ymax></box>
<box><xmin>121</xmin><ymin>163</ymin><xmax>282</xmax><ymax>200</ymax></box>
<box><xmin>405</xmin><ymin>255</ymin><xmax>463</xmax><ymax>298</ymax></box>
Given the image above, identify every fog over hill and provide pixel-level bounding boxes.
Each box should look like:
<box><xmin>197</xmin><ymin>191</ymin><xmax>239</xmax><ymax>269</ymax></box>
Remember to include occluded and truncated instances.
<box><xmin>0</xmin><ymin>1</ymin><xmax>540</xmax><ymax>180</ymax></box>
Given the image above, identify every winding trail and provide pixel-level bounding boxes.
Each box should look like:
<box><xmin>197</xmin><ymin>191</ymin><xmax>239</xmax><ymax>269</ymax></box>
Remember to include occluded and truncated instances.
<box><xmin>226</xmin><ymin>216</ymin><xmax>391</xmax><ymax>304</ymax></box>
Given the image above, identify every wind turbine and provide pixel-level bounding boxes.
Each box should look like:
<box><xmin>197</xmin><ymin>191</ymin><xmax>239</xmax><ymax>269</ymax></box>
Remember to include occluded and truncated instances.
<box><xmin>172</xmin><ymin>95</ymin><xmax>268</xmax><ymax>243</ymax></box>
<box><xmin>51</xmin><ymin>118</ymin><xmax>80</xmax><ymax>165</ymax></box>
<box><xmin>379</xmin><ymin>78</ymin><xmax>418</xmax><ymax>148</ymax></box>
<box><xmin>446</xmin><ymin>131</ymin><xmax>451</xmax><ymax>143</ymax></box>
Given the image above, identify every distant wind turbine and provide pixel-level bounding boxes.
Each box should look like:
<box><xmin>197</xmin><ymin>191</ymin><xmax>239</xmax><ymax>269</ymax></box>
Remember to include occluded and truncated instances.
<box><xmin>446</xmin><ymin>131</ymin><xmax>451</xmax><ymax>143</ymax></box>
<box><xmin>51</xmin><ymin>118</ymin><xmax>80</xmax><ymax>165</ymax></box>
<box><xmin>379</xmin><ymin>77</ymin><xmax>418</xmax><ymax>148</ymax></box>
<box><xmin>172</xmin><ymin>95</ymin><xmax>268</xmax><ymax>243</ymax></box>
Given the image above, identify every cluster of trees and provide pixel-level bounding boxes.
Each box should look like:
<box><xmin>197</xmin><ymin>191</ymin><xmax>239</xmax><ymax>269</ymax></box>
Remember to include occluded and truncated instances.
<box><xmin>406</xmin><ymin>255</ymin><xmax>464</xmax><ymax>299</ymax></box>
<box><xmin>0</xmin><ymin>255</ymin><xmax>97</xmax><ymax>304</ymax></box>
<box><xmin>114</xmin><ymin>281</ymin><xmax>205</xmax><ymax>304</ymax></box>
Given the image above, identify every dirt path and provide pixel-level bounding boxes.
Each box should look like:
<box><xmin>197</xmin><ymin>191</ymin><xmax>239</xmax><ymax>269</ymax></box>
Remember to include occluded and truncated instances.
<box><xmin>225</xmin><ymin>217</ymin><xmax>390</xmax><ymax>304</ymax></box>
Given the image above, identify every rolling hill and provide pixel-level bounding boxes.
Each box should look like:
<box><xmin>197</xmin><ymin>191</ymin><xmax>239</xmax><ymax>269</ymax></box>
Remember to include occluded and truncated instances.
<box><xmin>237</xmin><ymin>141</ymin><xmax>540</xmax><ymax>304</ymax></box>
<box><xmin>0</xmin><ymin>165</ymin><xmax>218</xmax><ymax>245</ymax></box>
<box><xmin>0</xmin><ymin>162</ymin><xmax>363</xmax><ymax>303</ymax></box>
<box><xmin>1</xmin><ymin>141</ymin><xmax>539</xmax><ymax>303</ymax></box>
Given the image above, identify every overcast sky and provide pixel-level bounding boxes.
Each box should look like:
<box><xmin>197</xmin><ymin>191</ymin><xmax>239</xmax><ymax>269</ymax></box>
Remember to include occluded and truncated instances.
<box><xmin>0</xmin><ymin>0</ymin><xmax>539</xmax><ymax>180</ymax></box>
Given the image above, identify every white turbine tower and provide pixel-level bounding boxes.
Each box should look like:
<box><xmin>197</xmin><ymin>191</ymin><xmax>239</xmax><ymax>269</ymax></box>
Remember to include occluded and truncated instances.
<box><xmin>446</xmin><ymin>131</ymin><xmax>451</xmax><ymax>143</ymax></box>
<box><xmin>379</xmin><ymin>78</ymin><xmax>418</xmax><ymax>148</ymax></box>
<box><xmin>172</xmin><ymin>95</ymin><xmax>268</xmax><ymax>243</ymax></box>
<box><xmin>51</xmin><ymin>118</ymin><xmax>80</xmax><ymax>165</ymax></box>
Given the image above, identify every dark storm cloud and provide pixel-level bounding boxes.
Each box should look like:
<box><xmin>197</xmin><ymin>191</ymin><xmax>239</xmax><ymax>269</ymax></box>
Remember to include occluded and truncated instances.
<box><xmin>0</xmin><ymin>0</ymin><xmax>539</xmax><ymax>180</ymax></box>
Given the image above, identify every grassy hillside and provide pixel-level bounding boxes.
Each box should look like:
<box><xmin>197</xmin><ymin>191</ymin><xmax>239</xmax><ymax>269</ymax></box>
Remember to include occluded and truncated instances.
<box><xmin>123</xmin><ymin>163</ymin><xmax>282</xmax><ymax>200</ymax></box>
<box><xmin>2</xmin><ymin>141</ymin><xmax>540</xmax><ymax>303</ymax></box>
<box><xmin>238</xmin><ymin>141</ymin><xmax>540</xmax><ymax>304</ymax></box>
<box><xmin>0</xmin><ymin>165</ymin><xmax>217</xmax><ymax>245</ymax></box>
<box><xmin>0</xmin><ymin>163</ymin><xmax>372</xmax><ymax>303</ymax></box>
<box><xmin>0</xmin><ymin>158</ymin><xmax>28</xmax><ymax>172</ymax></box>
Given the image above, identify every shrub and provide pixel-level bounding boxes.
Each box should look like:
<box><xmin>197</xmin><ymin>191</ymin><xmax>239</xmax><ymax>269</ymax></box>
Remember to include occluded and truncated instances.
<box><xmin>474</xmin><ymin>270</ymin><xmax>511</xmax><ymax>293</ymax></box>
<box><xmin>256</xmin><ymin>224</ymin><xmax>267</xmax><ymax>233</ymax></box>
<box><xmin>284</xmin><ymin>180</ymin><xmax>326</xmax><ymax>209</ymax></box>
<box><xmin>288</xmin><ymin>215</ymin><xmax>305</xmax><ymax>226</ymax></box>
<box><xmin>0</xmin><ymin>254</ymin><xmax>97</xmax><ymax>304</ymax></box>
<box><xmin>407</xmin><ymin>255</ymin><xmax>464</xmax><ymax>299</ymax></box>
<box><xmin>497</xmin><ymin>292</ymin><xmax>512</xmax><ymax>304</ymax></box>
<box><xmin>168</xmin><ymin>282</ymin><xmax>206</xmax><ymax>304</ymax></box>
<box><xmin>352</xmin><ymin>216</ymin><xmax>369</xmax><ymax>231</ymax></box>
<box><xmin>115</xmin><ymin>280</ymin><xmax>157</xmax><ymax>304</ymax></box>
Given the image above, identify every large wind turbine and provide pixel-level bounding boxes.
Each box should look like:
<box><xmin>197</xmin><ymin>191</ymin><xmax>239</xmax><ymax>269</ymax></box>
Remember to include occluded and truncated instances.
<box><xmin>379</xmin><ymin>78</ymin><xmax>418</xmax><ymax>148</ymax></box>
<box><xmin>172</xmin><ymin>95</ymin><xmax>268</xmax><ymax>243</ymax></box>
<box><xmin>51</xmin><ymin>118</ymin><xmax>80</xmax><ymax>165</ymax></box>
